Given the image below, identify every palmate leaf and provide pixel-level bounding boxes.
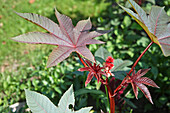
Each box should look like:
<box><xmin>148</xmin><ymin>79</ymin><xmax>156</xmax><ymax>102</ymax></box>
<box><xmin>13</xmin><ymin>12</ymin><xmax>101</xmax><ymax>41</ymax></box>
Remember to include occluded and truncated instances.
<box><xmin>25</xmin><ymin>85</ymin><xmax>92</xmax><ymax>113</ymax></box>
<box><xmin>25</xmin><ymin>89</ymin><xmax>58</xmax><ymax>113</ymax></box>
<box><xmin>119</xmin><ymin>0</ymin><xmax>170</xmax><ymax>56</ymax></box>
<box><xmin>58</xmin><ymin>85</ymin><xmax>75</xmax><ymax>112</ymax></box>
<box><xmin>129</xmin><ymin>69</ymin><xmax>159</xmax><ymax>104</ymax></box>
<box><xmin>12</xmin><ymin>9</ymin><xmax>110</xmax><ymax>67</ymax></box>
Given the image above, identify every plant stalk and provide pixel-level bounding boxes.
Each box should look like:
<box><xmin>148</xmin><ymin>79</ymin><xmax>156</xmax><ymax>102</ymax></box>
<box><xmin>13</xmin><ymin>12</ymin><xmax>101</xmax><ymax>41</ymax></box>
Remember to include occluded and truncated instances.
<box><xmin>104</xmin><ymin>77</ymin><xmax>115</xmax><ymax>113</ymax></box>
<box><xmin>105</xmin><ymin>84</ymin><xmax>115</xmax><ymax>113</ymax></box>
<box><xmin>105</xmin><ymin>85</ymin><xmax>110</xmax><ymax>113</ymax></box>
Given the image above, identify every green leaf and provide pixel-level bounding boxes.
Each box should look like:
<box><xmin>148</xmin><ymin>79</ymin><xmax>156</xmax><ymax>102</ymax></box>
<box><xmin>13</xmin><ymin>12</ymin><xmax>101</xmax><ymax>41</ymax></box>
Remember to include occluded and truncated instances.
<box><xmin>25</xmin><ymin>85</ymin><xmax>92</xmax><ymax>113</ymax></box>
<box><xmin>112</xmin><ymin>59</ymin><xmax>133</xmax><ymax>71</ymax></box>
<box><xmin>72</xmin><ymin>71</ymin><xmax>84</xmax><ymax>76</ymax></box>
<box><xmin>151</xmin><ymin>66</ymin><xmax>158</xmax><ymax>79</ymax></box>
<box><xmin>146</xmin><ymin>0</ymin><xmax>155</xmax><ymax>4</ymax></box>
<box><xmin>159</xmin><ymin>96</ymin><xmax>168</xmax><ymax>105</ymax></box>
<box><xmin>119</xmin><ymin>0</ymin><xmax>170</xmax><ymax>56</ymax></box>
<box><xmin>113</xmin><ymin>71</ymin><xmax>128</xmax><ymax>80</ymax></box>
<box><xmin>111</xmin><ymin>59</ymin><xmax>132</xmax><ymax>80</ymax></box>
<box><xmin>137</xmin><ymin>37</ymin><xmax>150</xmax><ymax>47</ymax></box>
<box><xmin>94</xmin><ymin>46</ymin><xmax>112</xmax><ymax>60</ymax></box>
<box><xmin>94</xmin><ymin>56</ymin><xmax>105</xmax><ymax>64</ymax></box>
<box><xmin>20</xmin><ymin>84</ymin><xmax>27</xmax><ymax>90</ymax></box>
<box><xmin>123</xmin><ymin>15</ymin><xmax>132</xmax><ymax>27</ymax></box>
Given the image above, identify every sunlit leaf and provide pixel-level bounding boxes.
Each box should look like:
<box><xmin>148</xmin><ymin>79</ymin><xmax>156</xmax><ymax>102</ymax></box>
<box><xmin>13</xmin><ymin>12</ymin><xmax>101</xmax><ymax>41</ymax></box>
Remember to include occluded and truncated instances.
<box><xmin>119</xmin><ymin>0</ymin><xmax>170</xmax><ymax>56</ymax></box>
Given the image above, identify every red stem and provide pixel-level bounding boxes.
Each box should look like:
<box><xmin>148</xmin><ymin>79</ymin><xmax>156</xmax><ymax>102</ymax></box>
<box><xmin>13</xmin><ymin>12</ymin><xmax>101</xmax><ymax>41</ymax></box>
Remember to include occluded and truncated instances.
<box><xmin>103</xmin><ymin>77</ymin><xmax>115</xmax><ymax>113</ymax></box>
<box><xmin>106</xmin><ymin>84</ymin><xmax>115</xmax><ymax>113</ymax></box>
<box><xmin>128</xmin><ymin>41</ymin><xmax>153</xmax><ymax>75</ymax></box>
<box><xmin>76</xmin><ymin>52</ymin><xmax>87</xmax><ymax>67</ymax></box>
<box><xmin>114</xmin><ymin>41</ymin><xmax>153</xmax><ymax>94</ymax></box>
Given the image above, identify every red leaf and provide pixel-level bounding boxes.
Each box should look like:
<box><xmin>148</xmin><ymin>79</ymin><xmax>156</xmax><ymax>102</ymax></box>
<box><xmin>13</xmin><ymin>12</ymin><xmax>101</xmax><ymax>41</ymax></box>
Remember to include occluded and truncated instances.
<box><xmin>85</xmin><ymin>72</ymin><xmax>93</xmax><ymax>86</ymax></box>
<box><xmin>129</xmin><ymin>68</ymin><xmax>159</xmax><ymax>104</ymax></box>
<box><xmin>136</xmin><ymin>77</ymin><xmax>160</xmax><ymax>88</ymax></box>
<box><xmin>135</xmin><ymin>68</ymin><xmax>150</xmax><ymax>79</ymax></box>
<box><xmin>135</xmin><ymin>82</ymin><xmax>153</xmax><ymax>104</ymax></box>
<box><xmin>55</xmin><ymin>9</ymin><xmax>75</xmax><ymax>44</ymax></box>
<box><xmin>12</xmin><ymin>9</ymin><xmax>110</xmax><ymax>67</ymax></box>
<box><xmin>47</xmin><ymin>46</ymin><xmax>75</xmax><ymax>67</ymax></box>
<box><xmin>76</xmin><ymin>46</ymin><xmax>95</xmax><ymax>62</ymax></box>
<box><xmin>131</xmin><ymin>82</ymin><xmax>138</xmax><ymax>99</ymax></box>
<box><xmin>78</xmin><ymin>60</ymin><xmax>105</xmax><ymax>86</ymax></box>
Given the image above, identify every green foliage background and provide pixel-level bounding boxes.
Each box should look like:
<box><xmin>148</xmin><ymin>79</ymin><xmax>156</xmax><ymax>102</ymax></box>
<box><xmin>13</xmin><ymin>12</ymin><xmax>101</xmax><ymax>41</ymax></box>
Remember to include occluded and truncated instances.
<box><xmin>0</xmin><ymin>0</ymin><xmax>169</xmax><ymax>112</ymax></box>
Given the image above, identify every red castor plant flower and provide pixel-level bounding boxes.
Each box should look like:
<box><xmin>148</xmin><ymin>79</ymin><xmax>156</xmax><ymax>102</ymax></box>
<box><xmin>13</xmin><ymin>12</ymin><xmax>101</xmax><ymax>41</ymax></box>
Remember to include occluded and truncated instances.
<box><xmin>104</xmin><ymin>56</ymin><xmax>114</xmax><ymax>77</ymax></box>
<box><xmin>127</xmin><ymin>68</ymin><xmax>159</xmax><ymax>104</ymax></box>
<box><xmin>78</xmin><ymin>60</ymin><xmax>106</xmax><ymax>86</ymax></box>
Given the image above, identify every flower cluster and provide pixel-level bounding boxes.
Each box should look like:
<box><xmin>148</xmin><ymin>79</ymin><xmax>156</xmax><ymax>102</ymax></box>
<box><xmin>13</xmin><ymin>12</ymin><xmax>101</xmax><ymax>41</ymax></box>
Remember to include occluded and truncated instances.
<box><xmin>104</xmin><ymin>56</ymin><xmax>114</xmax><ymax>77</ymax></box>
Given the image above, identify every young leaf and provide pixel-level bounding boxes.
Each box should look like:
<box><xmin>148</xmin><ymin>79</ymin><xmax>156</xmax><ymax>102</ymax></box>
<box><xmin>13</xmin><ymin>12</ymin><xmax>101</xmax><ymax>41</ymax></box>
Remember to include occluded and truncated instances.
<box><xmin>12</xmin><ymin>9</ymin><xmax>110</xmax><ymax>67</ymax></box>
<box><xmin>119</xmin><ymin>0</ymin><xmax>170</xmax><ymax>56</ymax></box>
<box><xmin>128</xmin><ymin>69</ymin><xmax>159</xmax><ymax>104</ymax></box>
<box><xmin>25</xmin><ymin>85</ymin><xmax>92</xmax><ymax>113</ymax></box>
<box><xmin>78</xmin><ymin>60</ymin><xmax>106</xmax><ymax>86</ymax></box>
